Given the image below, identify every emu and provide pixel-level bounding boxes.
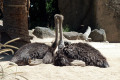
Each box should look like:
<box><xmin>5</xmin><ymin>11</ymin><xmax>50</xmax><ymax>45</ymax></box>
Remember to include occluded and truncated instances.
<box><xmin>54</xmin><ymin>14</ymin><xmax>109</xmax><ymax>68</ymax></box>
<box><xmin>11</xmin><ymin>14</ymin><xmax>60</xmax><ymax>66</ymax></box>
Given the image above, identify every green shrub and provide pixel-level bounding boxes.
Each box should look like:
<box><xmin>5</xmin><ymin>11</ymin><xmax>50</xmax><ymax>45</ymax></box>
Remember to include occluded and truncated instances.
<box><xmin>63</xmin><ymin>24</ymin><xmax>70</xmax><ymax>32</ymax></box>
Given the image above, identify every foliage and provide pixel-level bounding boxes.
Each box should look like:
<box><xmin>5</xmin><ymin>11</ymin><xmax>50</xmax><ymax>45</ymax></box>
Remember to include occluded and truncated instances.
<box><xmin>29</xmin><ymin>0</ymin><xmax>47</xmax><ymax>29</ymax></box>
<box><xmin>0</xmin><ymin>38</ymin><xmax>20</xmax><ymax>55</ymax></box>
<box><xmin>46</xmin><ymin>0</ymin><xmax>55</xmax><ymax>15</ymax></box>
<box><xmin>46</xmin><ymin>0</ymin><xmax>60</xmax><ymax>27</ymax></box>
<box><xmin>29</xmin><ymin>0</ymin><xmax>59</xmax><ymax>29</ymax></box>
<box><xmin>63</xmin><ymin>24</ymin><xmax>70</xmax><ymax>32</ymax></box>
<box><xmin>49</xmin><ymin>26</ymin><xmax>54</xmax><ymax>30</ymax></box>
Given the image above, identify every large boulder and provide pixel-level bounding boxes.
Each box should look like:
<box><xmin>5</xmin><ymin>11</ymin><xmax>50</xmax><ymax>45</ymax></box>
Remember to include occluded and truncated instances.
<box><xmin>96</xmin><ymin>0</ymin><xmax>120</xmax><ymax>42</ymax></box>
<box><xmin>28</xmin><ymin>29</ymin><xmax>35</xmax><ymax>39</ymax></box>
<box><xmin>33</xmin><ymin>27</ymin><xmax>55</xmax><ymax>39</ymax></box>
<box><xmin>58</xmin><ymin>0</ymin><xmax>120</xmax><ymax>42</ymax></box>
<box><xmin>63</xmin><ymin>32</ymin><xmax>79</xmax><ymax>40</ymax></box>
<box><xmin>89</xmin><ymin>29</ymin><xmax>107</xmax><ymax>42</ymax></box>
<box><xmin>82</xmin><ymin>26</ymin><xmax>91</xmax><ymax>40</ymax></box>
<box><xmin>78</xmin><ymin>33</ymin><xmax>85</xmax><ymax>40</ymax></box>
<box><xmin>63</xmin><ymin>27</ymin><xmax>91</xmax><ymax>40</ymax></box>
<box><xmin>78</xmin><ymin>26</ymin><xmax>91</xmax><ymax>41</ymax></box>
<box><xmin>28</xmin><ymin>29</ymin><xmax>34</xmax><ymax>37</ymax></box>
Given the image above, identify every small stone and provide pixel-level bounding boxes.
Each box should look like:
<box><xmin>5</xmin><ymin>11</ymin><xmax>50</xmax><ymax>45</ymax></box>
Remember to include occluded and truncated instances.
<box><xmin>71</xmin><ymin>60</ymin><xmax>86</xmax><ymax>67</ymax></box>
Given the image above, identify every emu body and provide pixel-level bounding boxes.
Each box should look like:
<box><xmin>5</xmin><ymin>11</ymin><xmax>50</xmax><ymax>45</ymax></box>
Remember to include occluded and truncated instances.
<box><xmin>64</xmin><ymin>43</ymin><xmax>109</xmax><ymax>67</ymax></box>
<box><xmin>11</xmin><ymin>14</ymin><xmax>60</xmax><ymax>66</ymax></box>
<box><xmin>55</xmin><ymin>42</ymin><xmax>109</xmax><ymax>68</ymax></box>
<box><xmin>11</xmin><ymin>43</ymin><xmax>53</xmax><ymax>66</ymax></box>
<box><xmin>54</xmin><ymin>14</ymin><xmax>109</xmax><ymax>68</ymax></box>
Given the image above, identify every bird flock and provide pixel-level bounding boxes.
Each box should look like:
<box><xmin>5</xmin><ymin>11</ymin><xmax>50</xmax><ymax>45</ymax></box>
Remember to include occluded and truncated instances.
<box><xmin>11</xmin><ymin>14</ymin><xmax>109</xmax><ymax>68</ymax></box>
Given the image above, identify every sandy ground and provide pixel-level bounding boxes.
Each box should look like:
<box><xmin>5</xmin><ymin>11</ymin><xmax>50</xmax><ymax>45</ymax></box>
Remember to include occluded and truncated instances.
<box><xmin>0</xmin><ymin>39</ymin><xmax>120</xmax><ymax>80</ymax></box>
<box><xmin>0</xmin><ymin>20</ymin><xmax>120</xmax><ymax>80</ymax></box>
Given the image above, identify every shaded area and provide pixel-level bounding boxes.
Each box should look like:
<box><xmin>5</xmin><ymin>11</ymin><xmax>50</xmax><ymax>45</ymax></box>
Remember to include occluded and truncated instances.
<box><xmin>0</xmin><ymin>54</ymin><xmax>13</xmax><ymax>61</ymax></box>
<box><xmin>58</xmin><ymin>0</ymin><xmax>97</xmax><ymax>33</ymax></box>
<box><xmin>29</xmin><ymin>0</ymin><xmax>60</xmax><ymax>29</ymax></box>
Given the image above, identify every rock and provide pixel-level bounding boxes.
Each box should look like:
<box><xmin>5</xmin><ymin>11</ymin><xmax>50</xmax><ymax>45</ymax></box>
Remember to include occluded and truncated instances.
<box><xmin>96</xmin><ymin>0</ymin><xmax>120</xmax><ymax>42</ymax></box>
<box><xmin>78</xmin><ymin>26</ymin><xmax>91</xmax><ymax>41</ymax></box>
<box><xmin>63</xmin><ymin>32</ymin><xmax>79</xmax><ymax>40</ymax></box>
<box><xmin>28</xmin><ymin>29</ymin><xmax>35</xmax><ymax>39</ymax></box>
<box><xmin>29</xmin><ymin>29</ymin><xmax>34</xmax><ymax>36</ymax></box>
<box><xmin>83</xmin><ymin>26</ymin><xmax>91</xmax><ymax>40</ymax></box>
<box><xmin>71</xmin><ymin>60</ymin><xmax>86</xmax><ymax>67</ymax></box>
<box><xmin>33</xmin><ymin>27</ymin><xmax>55</xmax><ymax>39</ymax></box>
<box><xmin>58</xmin><ymin>0</ymin><xmax>120</xmax><ymax>42</ymax></box>
<box><xmin>78</xmin><ymin>33</ymin><xmax>84</xmax><ymax>40</ymax></box>
<box><xmin>63</xmin><ymin>27</ymin><xmax>92</xmax><ymax>41</ymax></box>
<box><xmin>89</xmin><ymin>29</ymin><xmax>107</xmax><ymax>42</ymax></box>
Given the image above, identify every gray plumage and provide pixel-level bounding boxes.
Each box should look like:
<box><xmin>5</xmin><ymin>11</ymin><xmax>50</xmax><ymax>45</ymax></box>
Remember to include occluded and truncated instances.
<box><xmin>54</xmin><ymin>42</ymin><xmax>109</xmax><ymax>68</ymax></box>
<box><xmin>11</xmin><ymin>43</ymin><xmax>54</xmax><ymax>66</ymax></box>
<box><xmin>53</xmin><ymin>14</ymin><xmax>109</xmax><ymax>68</ymax></box>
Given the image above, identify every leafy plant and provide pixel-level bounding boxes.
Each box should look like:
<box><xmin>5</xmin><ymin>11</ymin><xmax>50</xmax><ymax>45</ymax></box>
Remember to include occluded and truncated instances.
<box><xmin>63</xmin><ymin>24</ymin><xmax>70</xmax><ymax>32</ymax></box>
<box><xmin>46</xmin><ymin>0</ymin><xmax>55</xmax><ymax>15</ymax></box>
<box><xmin>0</xmin><ymin>38</ymin><xmax>20</xmax><ymax>55</ymax></box>
<box><xmin>46</xmin><ymin>0</ymin><xmax>55</xmax><ymax>27</ymax></box>
<box><xmin>29</xmin><ymin>0</ymin><xmax>60</xmax><ymax>29</ymax></box>
<box><xmin>48</xmin><ymin>26</ymin><xmax>54</xmax><ymax>31</ymax></box>
<box><xmin>46</xmin><ymin>0</ymin><xmax>60</xmax><ymax>27</ymax></box>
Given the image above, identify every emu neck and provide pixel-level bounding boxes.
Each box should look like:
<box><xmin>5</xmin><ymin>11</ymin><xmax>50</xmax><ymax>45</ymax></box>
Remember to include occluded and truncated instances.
<box><xmin>52</xmin><ymin>17</ymin><xmax>59</xmax><ymax>56</ymax></box>
<box><xmin>59</xmin><ymin>15</ymin><xmax>65</xmax><ymax>49</ymax></box>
